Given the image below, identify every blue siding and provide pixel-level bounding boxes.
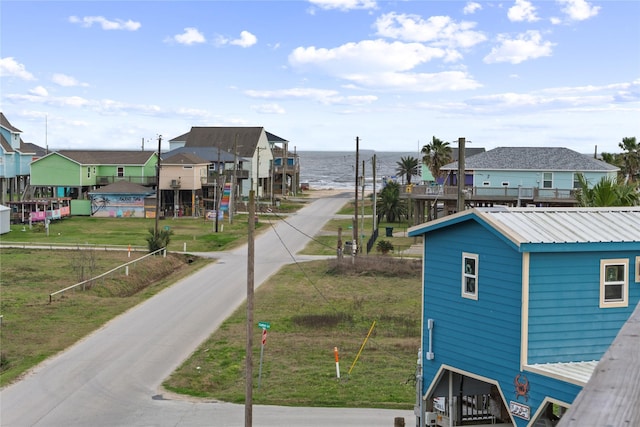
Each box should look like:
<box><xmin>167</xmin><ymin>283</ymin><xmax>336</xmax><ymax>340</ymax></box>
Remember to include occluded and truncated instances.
<box><xmin>528</xmin><ymin>251</ymin><xmax>640</xmax><ymax>363</ymax></box>
<box><xmin>422</xmin><ymin>220</ymin><xmax>522</xmax><ymax>390</ymax></box>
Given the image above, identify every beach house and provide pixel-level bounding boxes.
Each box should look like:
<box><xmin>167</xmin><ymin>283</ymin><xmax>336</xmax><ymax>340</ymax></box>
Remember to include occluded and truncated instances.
<box><xmin>408</xmin><ymin>206</ymin><xmax>640</xmax><ymax>427</ymax></box>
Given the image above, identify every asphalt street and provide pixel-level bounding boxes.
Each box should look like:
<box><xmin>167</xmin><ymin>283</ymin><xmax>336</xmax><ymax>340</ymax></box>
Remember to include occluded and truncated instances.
<box><xmin>0</xmin><ymin>193</ymin><xmax>415</xmax><ymax>427</ymax></box>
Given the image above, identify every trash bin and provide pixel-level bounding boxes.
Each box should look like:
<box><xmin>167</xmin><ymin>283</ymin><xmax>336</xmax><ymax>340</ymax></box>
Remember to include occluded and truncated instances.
<box><xmin>344</xmin><ymin>241</ymin><xmax>353</xmax><ymax>254</ymax></box>
<box><xmin>385</xmin><ymin>227</ymin><xmax>394</xmax><ymax>237</ymax></box>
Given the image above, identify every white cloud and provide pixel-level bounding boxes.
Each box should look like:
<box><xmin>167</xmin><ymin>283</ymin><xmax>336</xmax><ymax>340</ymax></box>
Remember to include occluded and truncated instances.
<box><xmin>289</xmin><ymin>38</ymin><xmax>483</xmax><ymax>91</ymax></box>
<box><xmin>557</xmin><ymin>0</ymin><xmax>600</xmax><ymax>21</ymax></box>
<box><xmin>374</xmin><ymin>13</ymin><xmax>486</xmax><ymax>49</ymax></box>
<box><xmin>68</xmin><ymin>15</ymin><xmax>141</xmax><ymax>31</ymax></box>
<box><xmin>344</xmin><ymin>70</ymin><xmax>482</xmax><ymax>92</ymax></box>
<box><xmin>29</xmin><ymin>86</ymin><xmax>49</xmax><ymax>97</ymax></box>
<box><xmin>308</xmin><ymin>0</ymin><xmax>377</xmax><ymax>11</ymax></box>
<box><xmin>244</xmin><ymin>87</ymin><xmax>378</xmax><ymax>105</ymax></box>
<box><xmin>463</xmin><ymin>2</ymin><xmax>482</xmax><ymax>15</ymax></box>
<box><xmin>170</xmin><ymin>27</ymin><xmax>206</xmax><ymax>45</ymax></box>
<box><xmin>508</xmin><ymin>0</ymin><xmax>539</xmax><ymax>22</ymax></box>
<box><xmin>52</xmin><ymin>73</ymin><xmax>88</xmax><ymax>87</ymax></box>
<box><xmin>250</xmin><ymin>103</ymin><xmax>286</xmax><ymax>114</ymax></box>
<box><xmin>484</xmin><ymin>30</ymin><xmax>554</xmax><ymax>64</ymax></box>
<box><xmin>230</xmin><ymin>31</ymin><xmax>258</xmax><ymax>48</ymax></box>
<box><xmin>0</xmin><ymin>57</ymin><xmax>36</xmax><ymax>80</ymax></box>
<box><xmin>245</xmin><ymin>87</ymin><xmax>341</xmax><ymax>104</ymax></box>
<box><xmin>290</xmin><ymin>39</ymin><xmax>446</xmax><ymax>75</ymax></box>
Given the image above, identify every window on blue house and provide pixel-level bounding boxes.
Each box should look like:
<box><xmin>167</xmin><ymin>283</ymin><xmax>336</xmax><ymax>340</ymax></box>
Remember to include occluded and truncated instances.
<box><xmin>542</xmin><ymin>172</ymin><xmax>553</xmax><ymax>189</ymax></box>
<box><xmin>600</xmin><ymin>259</ymin><xmax>628</xmax><ymax>308</ymax></box>
<box><xmin>462</xmin><ymin>253</ymin><xmax>478</xmax><ymax>300</ymax></box>
<box><xmin>636</xmin><ymin>256</ymin><xmax>640</xmax><ymax>283</ymax></box>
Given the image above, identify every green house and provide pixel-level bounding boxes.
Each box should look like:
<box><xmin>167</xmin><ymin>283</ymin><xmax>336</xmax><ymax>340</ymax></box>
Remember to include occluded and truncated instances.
<box><xmin>30</xmin><ymin>150</ymin><xmax>158</xmax><ymax>201</ymax></box>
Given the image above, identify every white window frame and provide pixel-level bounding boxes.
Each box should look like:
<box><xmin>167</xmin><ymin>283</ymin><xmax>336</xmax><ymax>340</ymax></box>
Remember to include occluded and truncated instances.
<box><xmin>542</xmin><ymin>172</ymin><xmax>553</xmax><ymax>189</ymax></box>
<box><xmin>573</xmin><ymin>173</ymin><xmax>582</xmax><ymax>189</ymax></box>
<box><xmin>501</xmin><ymin>181</ymin><xmax>509</xmax><ymax>187</ymax></box>
<box><xmin>117</xmin><ymin>166</ymin><xmax>125</xmax><ymax>178</ymax></box>
<box><xmin>636</xmin><ymin>256</ymin><xmax>640</xmax><ymax>283</ymax></box>
<box><xmin>482</xmin><ymin>181</ymin><xmax>490</xmax><ymax>186</ymax></box>
<box><xmin>462</xmin><ymin>252</ymin><xmax>479</xmax><ymax>300</ymax></box>
<box><xmin>87</xmin><ymin>166</ymin><xmax>91</xmax><ymax>178</ymax></box>
<box><xmin>600</xmin><ymin>259</ymin><xmax>628</xmax><ymax>308</ymax></box>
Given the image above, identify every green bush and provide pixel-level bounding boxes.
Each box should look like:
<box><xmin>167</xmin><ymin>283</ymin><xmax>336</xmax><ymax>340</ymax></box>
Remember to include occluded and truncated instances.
<box><xmin>146</xmin><ymin>227</ymin><xmax>173</xmax><ymax>252</ymax></box>
<box><xmin>376</xmin><ymin>239</ymin><xmax>394</xmax><ymax>254</ymax></box>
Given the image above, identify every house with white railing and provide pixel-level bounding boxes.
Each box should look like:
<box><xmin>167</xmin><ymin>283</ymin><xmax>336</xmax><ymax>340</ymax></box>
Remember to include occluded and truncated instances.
<box><xmin>406</xmin><ymin>147</ymin><xmax>620</xmax><ymax>220</ymax></box>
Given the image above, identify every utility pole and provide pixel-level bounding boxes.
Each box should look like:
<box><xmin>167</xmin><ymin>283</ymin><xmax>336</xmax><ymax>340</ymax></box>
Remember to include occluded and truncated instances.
<box><xmin>215</xmin><ymin>147</ymin><xmax>221</xmax><ymax>233</ymax></box>
<box><xmin>231</xmin><ymin>134</ymin><xmax>238</xmax><ymax>224</ymax></box>
<box><xmin>361</xmin><ymin>159</ymin><xmax>365</xmax><ymax>249</ymax></box>
<box><xmin>354</xmin><ymin>137</ymin><xmax>359</xmax><ymax>256</ymax></box>
<box><xmin>282</xmin><ymin>141</ymin><xmax>288</xmax><ymax>197</ymax></box>
<box><xmin>372</xmin><ymin>154</ymin><xmax>377</xmax><ymax>234</ymax></box>
<box><xmin>154</xmin><ymin>135</ymin><xmax>162</xmax><ymax>239</ymax></box>
<box><xmin>245</xmin><ymin>190</ymin><xmax>255</xmax><ymax>427</ymax></box>
<box><xmin>457</xmin><ymin>137</ymin><xmax>466</xmax><ymax>213</ymax></box>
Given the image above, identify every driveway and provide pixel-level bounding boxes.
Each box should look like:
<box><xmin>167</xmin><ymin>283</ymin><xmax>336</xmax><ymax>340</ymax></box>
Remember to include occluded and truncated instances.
<box><xmin>0</xmin><ymin>193</ymin><xmax>414</xmax><ymax>426</ymax></box>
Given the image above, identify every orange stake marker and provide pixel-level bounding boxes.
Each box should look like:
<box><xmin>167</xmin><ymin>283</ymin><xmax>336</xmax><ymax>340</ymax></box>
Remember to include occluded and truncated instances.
<box><xmin>334</xmin><ymin>346</ymin><xmax>340</xmax><ymax>378</ymax></box>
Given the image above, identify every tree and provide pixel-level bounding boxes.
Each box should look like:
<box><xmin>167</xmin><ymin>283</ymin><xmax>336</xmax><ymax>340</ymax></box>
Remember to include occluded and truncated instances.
<box><xmin>395</xmin><ymin>156</ymin><xmax>419</xmax><ymax>185</ymax></box>
<box><xmin>618</xmin><ymin>136</ymin><xmax>639</xmax><ymax>184</ymax></box>
<box><xmin>376</xmin><ymin>181</ymin><xmax>407</xmax><ymax>223</ymax></box>
<box><xmin>421</xmin><ymin>136</ymin><xmax>452</xmax><ymax>182</ymax></box>
<box><xmin>146</xmin><ymin>227</ymin><xmax>173</xmax><ymax>252</ymax></box>
<box><xmin>575</xmin><ymin>174</ymin><xmax>639</xmax><ymax>207</ymax></box>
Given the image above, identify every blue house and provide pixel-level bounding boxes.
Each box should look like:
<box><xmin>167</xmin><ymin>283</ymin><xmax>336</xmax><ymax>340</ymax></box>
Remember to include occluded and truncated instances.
<box><xmin>0</xmin><ymin>112</ymin><xmax>46</xmax><ymax>203</ymax></box>
<box><xmin>441</xmin><ymin>147</ymin><xmax>619</xmax><ymax>200</ymax></box>
<box><xmin>408</xmin><ymin>207</ymin><xmax>640</xmax><ymax>427</ymax></box>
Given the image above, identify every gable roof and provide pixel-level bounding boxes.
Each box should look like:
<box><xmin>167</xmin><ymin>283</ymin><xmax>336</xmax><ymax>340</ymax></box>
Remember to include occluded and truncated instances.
<box><xmin>43</xmin><ymin>150</ymin><xmax>156</xmax><ymax>165</ymax></box>
<box><xmin>19</xmin><ymin>141</ymin><xmax>47</xmax><ymax>157</ymax></box>
<box><xmin>163</xmin><ymin>146</ymin><xmax>236</xmax><ymax>163</ymax></box>
<box><xmin>265</xmin><ymin>131</ymin><xmax>289</xmax><ymax>144</ymax></box>
<box><xmin>0</xmin><ymin>134</ymin><xmax>15</xmax><ymax>153</ymax></box>
<box><xmin>162</xmin><ymin>152</ymin><xmax>209</xmax><ymax>165</ymax></box>
<box><xmin>89</xmin><ymin>180</ymin><xmax>155</xmax><ymax>195</ymax></box>
<box><xmin>173</xmin><ymin>127</ymin><xmax>264</xmax><ymax>157</ymax></box>
<box><xmin>0</xmin><ymin>112</ymin><xmax>22</xmax><ymax>133</ymax></box>
<box><xmin>409</xmin><ymin>206</ymin><xmax>640</xmax><ymax>251</ymax></box>
<box><xmin>441</xmin><ymin>147</ymin><xmax>619</xmax><ymax>172</ymax></box>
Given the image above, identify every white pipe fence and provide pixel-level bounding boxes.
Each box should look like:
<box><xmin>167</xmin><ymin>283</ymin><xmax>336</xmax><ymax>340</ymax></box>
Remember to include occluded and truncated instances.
<box><xmin>49</xmin><ymin>248</ymin><xmax>166</xmax><ymax>303</ymax></box>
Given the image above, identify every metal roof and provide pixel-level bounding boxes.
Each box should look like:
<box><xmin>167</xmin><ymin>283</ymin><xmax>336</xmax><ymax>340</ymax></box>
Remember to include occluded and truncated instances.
<box><xmin>478</xmin><ymin>207</ymin><xmax>640</xmax><ymax>244</ymax></box>
<box><xmin>409</xmin><ymin>207</ymin><xmax>640</xmax><ymax>246</ymax></box>
<box><xmin>526</xmin><ymin>361</ymin><xmax>598</xmax><ymax>387</ymax></box>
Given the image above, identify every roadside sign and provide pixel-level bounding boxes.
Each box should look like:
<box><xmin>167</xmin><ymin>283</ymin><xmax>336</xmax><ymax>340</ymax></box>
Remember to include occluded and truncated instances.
<box><xmin>258</xmin><ymin>321</ymin><xmax>271</xmax><ymax>330</ymax></box>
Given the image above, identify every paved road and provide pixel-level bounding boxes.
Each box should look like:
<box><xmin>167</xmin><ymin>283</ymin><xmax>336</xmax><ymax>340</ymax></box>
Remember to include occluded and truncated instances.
<box><xmin>1</xmin><ymin>194</ymin><xmax>414</xmax><ymax>426</ymax></box>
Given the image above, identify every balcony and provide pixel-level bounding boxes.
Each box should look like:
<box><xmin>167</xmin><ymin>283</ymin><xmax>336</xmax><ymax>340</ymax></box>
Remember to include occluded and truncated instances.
<box><xmin>404</xmin><ymin>185</ymin><xmax>578</xmax><ymax>205</ymax></box>
<box><xmin>96</xmin><ymin>175</ymin><xmax>157</xmax><ymax>186</ymax></box>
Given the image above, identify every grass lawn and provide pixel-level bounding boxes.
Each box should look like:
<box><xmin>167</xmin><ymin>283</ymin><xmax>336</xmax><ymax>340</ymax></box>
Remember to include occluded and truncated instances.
<box><xmin>1</xmin><ymin>214</ymin><xmax>269</xmax><ymax>253</ymax></box>
<box><xmin>1</xmin><ymin>196</ymin><xmax>424</xmax><ymax>409</ymax></box>
<box><xmin>0</xmin><ymin>248</ymin><xmax>212</xmax><ymax>386</ymax></box>
<box><xmin>163</xmin><ymin>257</ymin><xmax>421</xmax><ymax>409</ymax></box>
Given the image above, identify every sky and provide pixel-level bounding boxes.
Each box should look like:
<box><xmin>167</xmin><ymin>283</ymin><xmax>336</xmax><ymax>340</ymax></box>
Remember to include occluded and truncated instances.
<box><xmin>1</xmin><ymin>0</ymin><xmax>639</xmax><ymax>154</ymax></box>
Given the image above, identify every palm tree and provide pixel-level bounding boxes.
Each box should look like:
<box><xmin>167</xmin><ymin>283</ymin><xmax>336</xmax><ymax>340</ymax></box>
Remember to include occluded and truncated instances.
<box><xmin>395</xmin><ymin>156</ymin><xmax>419</xmax><ymax>185</ymax></box>
<box><xmin>421</xmin><ymin>136</ymin><xmax>452</xmax><ymax>182</ymax></box>
<box><xmin>575</xmin><ymin>174</ymin><xmax>639</xmax><ymax>207</ymax></box>
<box><xmin>618</xmin><ymin>136</ymin><xmax>639</xmax><ymax>184</ymax></box>
<box><xmin>376</xmin><ymin>181</ymin><xmax>407</xmax><ymax>223</ymax></box>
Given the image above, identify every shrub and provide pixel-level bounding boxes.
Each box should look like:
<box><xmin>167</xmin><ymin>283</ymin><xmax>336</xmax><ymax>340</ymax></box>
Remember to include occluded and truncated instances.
<box><xmin>146</xmin><ymin>227</ymin><xmax>173</xmax><ymax>252</ymax></box>
<box><xmin>376</xmin><ymin>239</ymin><xmax>394</xmax><ymax>254</ymax></box>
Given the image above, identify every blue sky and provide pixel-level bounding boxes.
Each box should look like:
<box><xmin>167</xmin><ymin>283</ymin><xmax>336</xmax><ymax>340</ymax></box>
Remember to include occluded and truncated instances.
<box><xmin>1</xmin><ymin>0</ymin><xmax>638</xmax><ymax>154</ymax></box>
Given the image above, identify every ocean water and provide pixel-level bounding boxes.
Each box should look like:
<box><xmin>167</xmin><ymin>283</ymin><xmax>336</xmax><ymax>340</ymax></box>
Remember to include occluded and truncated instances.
<box><xmin>297</xmin><ymin>150</ymin><xmax>421</xmax><ymax>191</ymax></box>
